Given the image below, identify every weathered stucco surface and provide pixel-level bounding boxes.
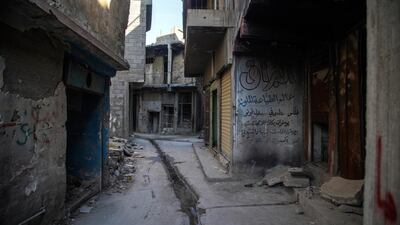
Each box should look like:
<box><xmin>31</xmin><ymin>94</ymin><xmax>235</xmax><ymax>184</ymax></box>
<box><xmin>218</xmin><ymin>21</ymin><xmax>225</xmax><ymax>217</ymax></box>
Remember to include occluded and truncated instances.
<box><xmin>0</xmin><ymin>25</ymin><xmax>67</xmax><ymax>225</ymax></box>
<box><xmin>145</xmin><ymin>56</ymin><xmax>164</xmax><ymax>85</ymax></box>
<box><xmin>172</xmin><ymin>52</ymin><xmax>195</xmax><ymax>84</ymax></box>
<box><xmin>0</xmin><ymin>49</ymin><xmax>66</xmax><ymax>225</ymax></box>
<box><xmin>1</xmin><ymin>26</ymin><xmax>65</xmax><ymax>100</ymax></box>
<box><xmin>233</xmin><ymin>53</ymin><xmax>304</xmax><ymax>175</ymax></box>
<box><xmin>110</xmin><ymin>0</ymin><xmax>148</xmax><ymax>137</ymax></box>
<box><xmin>364</xmin><ymin>0</ymin><xmax>400</xmax><ymax>224</ymax></box>
<box><xmin>0</xmin><ymin>84</ymin><xmax>67</xmax><ymax>225</ymax></box>
<box><xmin>46</xmin><ymin>0</ymin><xmax>130</xmax><ymax>57</ymax></box>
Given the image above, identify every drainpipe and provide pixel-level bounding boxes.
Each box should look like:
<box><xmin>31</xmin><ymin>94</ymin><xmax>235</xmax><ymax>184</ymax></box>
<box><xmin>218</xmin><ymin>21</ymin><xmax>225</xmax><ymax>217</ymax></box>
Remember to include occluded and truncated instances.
<box><xmin>167</xmin><ymin>43</ymin><xmax>172</xmax><ymax>85</ymax></box>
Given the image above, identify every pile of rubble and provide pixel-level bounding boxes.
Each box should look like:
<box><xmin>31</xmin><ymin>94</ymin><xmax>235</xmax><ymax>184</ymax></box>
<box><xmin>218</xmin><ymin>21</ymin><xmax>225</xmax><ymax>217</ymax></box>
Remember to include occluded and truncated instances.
<box><xmin>258</xmin><ymin>165</ymin><xmax>364</xmax><ymax>218</ymax></box>
<box><xmin>107</xmin><ymin>136</ymin><xmax>144</xmax><ymax>191</ymax></box>
<box><xmin>257</xmin><ymin>165</ymin><xmax>311</xmax><ymax>188</ymax></box>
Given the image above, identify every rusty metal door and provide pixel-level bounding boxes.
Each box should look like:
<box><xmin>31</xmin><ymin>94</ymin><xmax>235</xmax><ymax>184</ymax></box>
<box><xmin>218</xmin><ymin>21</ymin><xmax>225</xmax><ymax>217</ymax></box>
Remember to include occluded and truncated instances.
<box><xmin>337</xmin><ymin>30</ymin><xmax>366</xmax><ymax>179</ymax></box>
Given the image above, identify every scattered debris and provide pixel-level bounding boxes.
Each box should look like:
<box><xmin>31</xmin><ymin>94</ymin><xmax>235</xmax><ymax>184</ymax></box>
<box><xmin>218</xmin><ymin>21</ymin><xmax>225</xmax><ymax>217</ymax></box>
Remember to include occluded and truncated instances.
<box><xmin>288</xmin><ymin>167</ymin><xmax>313</xmax><ymax>178</ymax></box>
<box><xmin>295</xmin><ymin>206</ymin><xmax>304</xmax><ymax>215</ymax></box>
<box><xmin>79</xmin><ymin>205</ymin><xmax>93</xmax><ymax>214</ymax></box>
<box><xmin>107</xmin><ymin>136</ymin><xmax>145</xmax><ymax>192</ymax></box>
<box><xmin>124</xmin><ymin>173</ymin><xmax>135</xmax><ymax>182</ymax></box>
<box><xmin>283</xmin><ymin>174</ymin><xmax>310</xmax><ymax>188</ymax></box>
<box><xmin>320</xmin><ymin>177</ymin><xmax>364</xmax><ymax>206</ymax></box>
<box><xmin>66</xmin><ymin>177</ymin><xmax>98</xmax><ymax>207</ymax></box>
<box><xmin>261</xmin><ymin>165</ymin><xmax>289</xmax><ymax>186</ymax></box>
<box><xmin>304</xmin><ymin>186</ymin><xmax>320</xmax><ymax>199</ymax></box>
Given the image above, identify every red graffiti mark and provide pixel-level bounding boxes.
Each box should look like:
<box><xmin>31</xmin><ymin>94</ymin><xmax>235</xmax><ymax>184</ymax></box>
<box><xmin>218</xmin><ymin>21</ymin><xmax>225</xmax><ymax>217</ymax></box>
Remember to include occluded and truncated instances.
<box><xmin>376</xmin><ymin>136</ymin><xmax>397</xmax><ymax>223</ymax></box>
<box><xmin>31</xmin><ymin>104</ymin><xmax>59</xmax><ymax>124</ymax></box>
<box><xmin>0</xmin><ymin>122</ymin><xmax>21</xmax><ymax>128</ymax></box>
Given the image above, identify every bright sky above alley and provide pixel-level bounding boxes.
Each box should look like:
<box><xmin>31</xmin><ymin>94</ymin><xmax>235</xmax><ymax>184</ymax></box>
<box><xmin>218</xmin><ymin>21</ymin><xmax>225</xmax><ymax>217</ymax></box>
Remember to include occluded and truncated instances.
<box><xmin>146</xmin><ymin>0</ymin><xmax>183</xmax><ymax>44</ymax></box>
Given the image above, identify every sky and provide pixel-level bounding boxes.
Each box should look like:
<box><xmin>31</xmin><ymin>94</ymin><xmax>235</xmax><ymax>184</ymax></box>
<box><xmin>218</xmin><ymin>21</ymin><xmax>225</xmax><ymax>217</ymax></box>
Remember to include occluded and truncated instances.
<box><xmin>146</xmin><ymin>0</ymin><xmax>183</xmax><ymax>45</ymax></box>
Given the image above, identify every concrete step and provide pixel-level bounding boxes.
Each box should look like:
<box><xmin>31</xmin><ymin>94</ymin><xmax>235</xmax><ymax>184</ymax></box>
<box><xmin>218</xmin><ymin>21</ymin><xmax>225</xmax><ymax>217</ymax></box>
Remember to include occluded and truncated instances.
<box><xmin>192</xmin><ymin>143</ymin><xmax>232</xmax><ymax>182</ymax></box>
<box><xmin>296</xmin><ymin>189</ymin><xmax>363</xmax><ymax>225</ymax></box>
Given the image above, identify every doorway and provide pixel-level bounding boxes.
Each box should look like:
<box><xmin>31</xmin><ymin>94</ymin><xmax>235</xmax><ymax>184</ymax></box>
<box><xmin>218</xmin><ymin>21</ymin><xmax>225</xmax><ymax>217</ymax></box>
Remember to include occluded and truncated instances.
<box><xmin>130</xmin><ymin>93</ymin><xmax>138</xmax><ymax>132</ymax></box>
<box><xmin>66</xmin><ymin>88</ymin><xmax>103</xmax><ymax>206</ymax></box>
<box><xmin>149</xmin><ymin>112</ymin><xmax>160</xmax><ymax>133</ymax></box>
<box><xmin>310</xmin><ymin>67</ymin><xmax>330</xmax><ymax>167</ymax></box>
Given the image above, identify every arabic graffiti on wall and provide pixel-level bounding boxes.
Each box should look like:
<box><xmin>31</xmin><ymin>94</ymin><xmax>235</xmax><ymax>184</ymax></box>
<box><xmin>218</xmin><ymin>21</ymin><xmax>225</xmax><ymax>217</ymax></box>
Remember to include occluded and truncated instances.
<box><xmin>236</xmin><ymin>57</ymin><xmax>302</xmax><ymax>145</ymax></box>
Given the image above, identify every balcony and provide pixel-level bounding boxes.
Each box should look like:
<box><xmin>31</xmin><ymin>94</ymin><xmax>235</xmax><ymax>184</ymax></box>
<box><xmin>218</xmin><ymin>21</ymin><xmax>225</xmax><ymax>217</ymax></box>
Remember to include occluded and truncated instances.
<box><xmin>184</xmin><ymin>9</ymin><xmax>234</xmax><ymax>77</ymax></box>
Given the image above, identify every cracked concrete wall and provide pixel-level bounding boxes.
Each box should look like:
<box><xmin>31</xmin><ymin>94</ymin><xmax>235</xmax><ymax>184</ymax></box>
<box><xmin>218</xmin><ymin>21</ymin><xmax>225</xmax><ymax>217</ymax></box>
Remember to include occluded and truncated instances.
<box><xmin>364</xmin><ymin>0</ymin><xmax>400</xmax><ymax>224</ymax></box>
<box><xmin>0</xmin><ymin>25</ymin><xmax>67</xmax><ymax>225</ymax></box>
<box><xmin>233</xmin><ymin>51</ymin><xmax>304</xmax><ymax>176</ymax></box>
<box><xmin>145</xmin><ymin>49</ymin><xmax>194</xmax><ymax>85</ymax></box>
<box><xmin>172</xmin><ymin>52</ymin><xmax>195</xmax><ymax>84</ymax></box>
<box><xmin>46</xmin><ymin>0</ymin><xmax>130</xmax><ymax>57</ymax></box>
<box><xmin>137</xmin><ymin>91</ymin><xmax>162</xmax><ymax>133</ymax></box>
<box><xmin>110</xmin><ymin>0</ymin><xmax>148</xmax><ymax>137</ymax></box>
<box><xmin>145</xmin><ymin>56</ymin><xmax>164</xmax><ymax>85</ymax></box>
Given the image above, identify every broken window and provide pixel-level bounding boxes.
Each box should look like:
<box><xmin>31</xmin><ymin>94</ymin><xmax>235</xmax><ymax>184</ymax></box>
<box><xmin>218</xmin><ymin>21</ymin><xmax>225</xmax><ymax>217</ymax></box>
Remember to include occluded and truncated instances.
<box><xmin>162</xmin><ymin>105</ymin><xmax>174</xmax><ymax>128</ymax></box>
<box><xmin>178</xmin><ymin>92</ymin><xmax>192</xmax><ymax>128</ymax></box>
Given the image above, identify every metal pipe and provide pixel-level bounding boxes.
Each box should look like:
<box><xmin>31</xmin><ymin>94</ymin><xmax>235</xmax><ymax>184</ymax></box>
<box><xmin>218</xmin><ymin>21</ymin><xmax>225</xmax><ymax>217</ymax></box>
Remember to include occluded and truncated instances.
<box><xmin>167</xmin><ymin>43</ymin><xmax>172</xmax><ymax>85</ymax></box>
<box><xmin>18</xmin><ymin>207</ymin><xmax>46</xmax><ymax>225</ymax></box>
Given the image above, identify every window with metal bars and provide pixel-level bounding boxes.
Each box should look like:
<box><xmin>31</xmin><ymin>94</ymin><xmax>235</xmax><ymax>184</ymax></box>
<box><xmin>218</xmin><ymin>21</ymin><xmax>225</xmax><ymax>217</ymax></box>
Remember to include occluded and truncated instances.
<box><xmin>162</xmin><ymin>105</ymin><xmax>174</xmax><ymax>128</ymax></box>
<box><xmin>178</xmin><ymin>93</ymin><xmax>192</xmax><ymax>128</ymax></box>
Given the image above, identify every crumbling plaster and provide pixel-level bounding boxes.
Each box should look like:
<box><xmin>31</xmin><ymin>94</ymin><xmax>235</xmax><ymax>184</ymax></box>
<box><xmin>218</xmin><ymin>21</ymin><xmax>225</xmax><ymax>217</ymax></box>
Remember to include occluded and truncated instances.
<box><xmin>0</xmin><ymin>25</ymin><xmax>67</xmax><ymax>225</ymax></box>
<box><xmin>46</xmin><ymin>0</ymin><xmax>130</xmax><ymax>57</ymax></box>
<box><xmin>233</xmin><ymin>52</ymin><xmax>304</xmax><ymax>175</ymax></box>
<box><xmin>0</xmin><ymin>83</ymin><xmax>67</xmax><ymax>225</ymax></box>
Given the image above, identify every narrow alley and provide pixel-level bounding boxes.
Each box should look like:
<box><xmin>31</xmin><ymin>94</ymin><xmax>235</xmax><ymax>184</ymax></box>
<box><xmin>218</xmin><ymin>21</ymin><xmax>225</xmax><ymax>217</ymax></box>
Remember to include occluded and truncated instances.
<box><xmin>72</xmin><ymin>136</ymin><xmax>315</xmax><ymax>225</ymax></box>
<box><xmin>1</xmin><ymin>0</ymin><xmax>399</xmax><ymax>225</ymax></box>
<box><xmin>71</xmin><ymin>138</ymin><xmax>189</xmax><ymax>225</ymax></box>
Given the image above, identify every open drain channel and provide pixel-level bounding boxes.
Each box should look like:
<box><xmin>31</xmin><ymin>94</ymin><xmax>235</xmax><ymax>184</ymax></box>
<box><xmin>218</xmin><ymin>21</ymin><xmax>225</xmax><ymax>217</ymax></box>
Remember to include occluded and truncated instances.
<box><xmin>150</xmin><ymin>140</ymin><xmax>202</xmax><ymax>225</ymax></box>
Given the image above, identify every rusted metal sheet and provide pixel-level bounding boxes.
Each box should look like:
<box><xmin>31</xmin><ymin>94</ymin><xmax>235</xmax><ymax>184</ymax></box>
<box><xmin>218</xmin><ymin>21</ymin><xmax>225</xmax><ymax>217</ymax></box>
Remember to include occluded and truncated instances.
<box><xmin>337</xmin><ymin>30</ymin><xmax>365</xmax><ymax>179</ymax></box>
<box><xmin>328</xmin><ymin>65</ymin><xmax>338</xmax><ymax>175</ymax></box>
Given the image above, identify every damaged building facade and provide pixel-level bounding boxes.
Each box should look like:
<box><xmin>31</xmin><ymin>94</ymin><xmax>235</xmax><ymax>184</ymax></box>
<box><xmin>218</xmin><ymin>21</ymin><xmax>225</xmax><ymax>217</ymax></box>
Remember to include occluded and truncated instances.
<box><xmin>0</xmin><ymin>0</ymin><xmax>130</xmax><ymax>224</ymax></box>
<box><xmin>110</xmin><ymin>0</ymin><xmax>153</xmax><ymax>138</ymax></box>
<box><xmin>183</xmin><ymin>0</ymin><xmax>366</xmax><ymax>176</ymax></box>
<box><xmin>183</xmin><ymin>0</ymin><xmax>399</xmax><ymax>224</ymax></box>
<box><xmin>133</xmin><ymin>31</ymin><xmax>200</xmax><ymax>134</ymax></box>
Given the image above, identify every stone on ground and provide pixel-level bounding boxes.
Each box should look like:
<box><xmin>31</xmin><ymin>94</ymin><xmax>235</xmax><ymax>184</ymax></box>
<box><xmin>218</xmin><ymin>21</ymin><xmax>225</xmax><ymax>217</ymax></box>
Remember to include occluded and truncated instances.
<box><xmin>288</xmin><ymin>167</ymin><xmax>312</xmax><ymax>178</ymax></box>
<box><xmin>320</xmin><ymin>177</ymin><xmax>364</xmax><ymax>206</ymax></box>
<box><xmin>79</xmin><ymin>205</ymin><xmax>93</xmax><ymax>214</ymax></box>
<box><xmin>283</xmin><ymin>174</ymin><xmax>310</xmax><ymax>188</ymax></box>
<box><xmin>262</xmin><ymin>165</ymin><xmax>289</xmax><ymax>186</ymax></box>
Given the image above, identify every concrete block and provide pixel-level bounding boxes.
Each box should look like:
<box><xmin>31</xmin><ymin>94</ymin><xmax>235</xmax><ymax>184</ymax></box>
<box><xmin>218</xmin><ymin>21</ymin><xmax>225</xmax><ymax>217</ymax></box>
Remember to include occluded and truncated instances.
<box><xmin>79</xmin><ymin>205</ymin><xmax>93</xmax><ymax>214</ymax></box>
<box><xmin>288</xmin><ymin>167</ymin><xmax>305</xmax><ymax>176</ymax></box>
<box><xmin>283</xmin><ymin>174</ymin><xmax>310</xmax><ymax>188</ymax></box>
<box><xmin>320</xmin><ymin>177</ymin><xmax>364</xmax><ymax>206</ymax></box>
<box><xmin>262</xmin><ymin>165</ymin><xmax>289</xmax><ymax>186</ymax></box>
